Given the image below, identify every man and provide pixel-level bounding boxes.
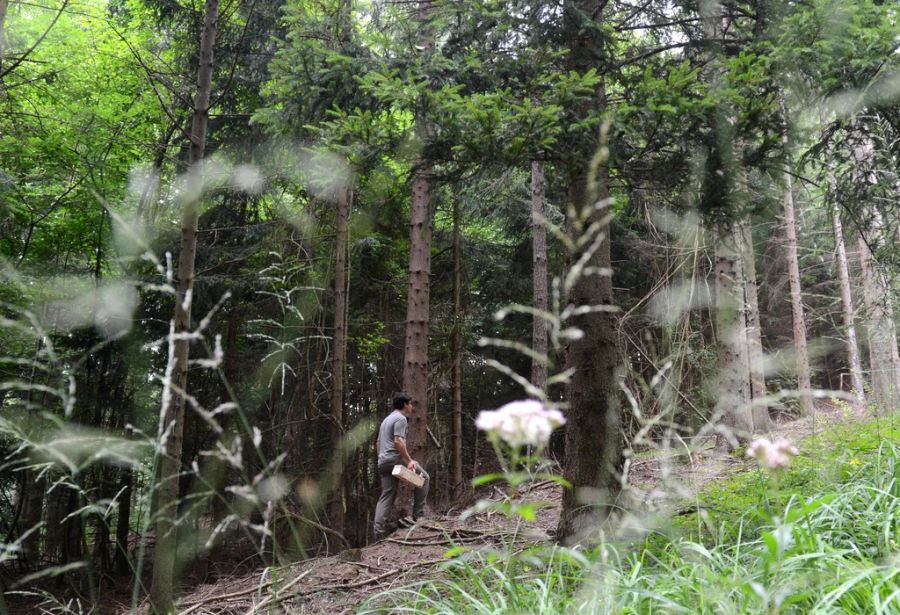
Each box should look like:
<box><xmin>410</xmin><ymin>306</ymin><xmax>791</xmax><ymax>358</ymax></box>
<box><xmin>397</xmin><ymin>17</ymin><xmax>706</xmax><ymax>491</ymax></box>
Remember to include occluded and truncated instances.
<box><xmin>373</xmin><ymin>392</ymin><xmax>430</xmax><ymax>539</ymax></box>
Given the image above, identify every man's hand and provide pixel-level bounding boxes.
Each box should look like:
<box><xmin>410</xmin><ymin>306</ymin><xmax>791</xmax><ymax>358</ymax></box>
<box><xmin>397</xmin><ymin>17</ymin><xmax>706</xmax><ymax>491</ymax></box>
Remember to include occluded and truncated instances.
<box><xmin>407</xmin><ymin>460</ymin><xmax>416</xmax><ymax>472</ymax></box>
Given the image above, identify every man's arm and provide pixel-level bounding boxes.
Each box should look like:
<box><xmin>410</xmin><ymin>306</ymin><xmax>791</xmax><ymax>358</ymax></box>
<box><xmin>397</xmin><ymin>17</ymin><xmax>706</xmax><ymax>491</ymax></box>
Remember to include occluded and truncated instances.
<box><xmin>394</xmin><ymin>436</ymin><xmax>416</xmax><ymax>470</ymax></box>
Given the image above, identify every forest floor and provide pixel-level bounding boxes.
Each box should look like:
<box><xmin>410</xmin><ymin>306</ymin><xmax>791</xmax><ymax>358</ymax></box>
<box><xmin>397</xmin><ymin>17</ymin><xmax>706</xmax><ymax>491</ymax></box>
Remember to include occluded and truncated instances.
<box><xmin>164</xmin><ymin>400</ymin><xmax>865</xmax><ymax>615</ymax></box>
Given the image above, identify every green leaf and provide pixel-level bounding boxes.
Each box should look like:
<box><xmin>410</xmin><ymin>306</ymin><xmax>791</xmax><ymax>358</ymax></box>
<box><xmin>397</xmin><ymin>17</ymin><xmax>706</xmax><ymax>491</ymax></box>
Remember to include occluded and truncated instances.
<box><xmin>785</xmin><ymin>494</ymin><xmax>836</xmax><ymax>523</ymax></box>
<box><xmin>512</xmin><ymin>503</ymin><xmax>537</xmax><ymax>522</ymax></box>
<box><xmin>533</xmin><ymin>473</ymin><xmax>573</xmax><ymax>489</ymax></box>
<box><xmin>443</xmin><ymin>546</ymin><xmax>467</xmax><ymax>559</ymax></box>
<box><xmin>471</xmin><ymin>473</ymin><xmax>506</xmax><ymax>487</ymax></box>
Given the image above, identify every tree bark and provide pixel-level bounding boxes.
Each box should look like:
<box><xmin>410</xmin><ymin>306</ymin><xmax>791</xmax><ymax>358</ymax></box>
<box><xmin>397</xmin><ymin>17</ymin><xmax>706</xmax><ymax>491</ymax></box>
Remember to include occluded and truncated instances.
<box><xmin>401</xmin><ymin>0</ymin><xmax>435</xmax><ymax>479</ymax></box>
<box><xmin>556</xmin><ymin>1</ymin><xmax>621</xmax><ymax>542</ymax></box>
<box><xmin>329</xmin><ymin>188</ymin><xmax>350</xmax><ymax>534</ymax></box>
<box><xmin>831</xmin><ymin>208</ymin><xmax>865</xmax><ymax>406</ymax></box>
<box><xmin>713</xmin><ymin>224</ymin><xmax>754</xmax><ymax>451</ymax></box>
<box><xmin>0</xmin><ymin>0</ymin><xmax>8</xmax><ymax>65</ymax></box>
<box><xmin>18</xmin><ymin>471</ymin><xmax>45</xmax><ymax>566</ymax></box>
<box><xmin>151</xmin><ymin>0</ymin><xmax>219</xmax><ymax>610</ymax></box>
<box><xmin>113</xmin><ymin>465</ymin><xmax>134</xmax><ymax>575</ymax></box>
<box><xmin>451</xmin><ymin>199</ymin><xmax>464</xmax><ymax>493</ymax></box>
<box><xmin>531</xmin><ymin>159</ymin><xmax>549</xmax><ymax>392</ymax></box>
<box><xmin>740</xmin><ymin>220</ymin><xmax>770</xmax><ymax>431</ymax></box>
<box><xmin>779</xmin><ymin>100</ymin><xmax>814</xmax><ymax>416</ymax></box>
<box><xmin>858</xmin><ymin>235</ymin><xmax>900</xmax><ymax>413</ymax></box>
<box><xmin>402</xmin><ymin>158</ymin><xmax>433</xmax><ymax>470</ymax></box>
<box><xmin>557</xmin><ymin>163</ymin><xmax>620</xmax><ymax>541</ymax></box>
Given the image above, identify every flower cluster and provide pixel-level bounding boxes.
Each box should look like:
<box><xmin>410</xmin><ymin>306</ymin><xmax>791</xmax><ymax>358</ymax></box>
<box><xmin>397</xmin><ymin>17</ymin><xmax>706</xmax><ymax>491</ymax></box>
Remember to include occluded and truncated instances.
<box><xmin>746</xmin><ymin>437</ymin><xmax>799</xmax><ymax>469</ymax></box>
<box><xmin>475</xmin><ymin>400</ymin><xmax>566</xmax><ymax>449</ymax></box>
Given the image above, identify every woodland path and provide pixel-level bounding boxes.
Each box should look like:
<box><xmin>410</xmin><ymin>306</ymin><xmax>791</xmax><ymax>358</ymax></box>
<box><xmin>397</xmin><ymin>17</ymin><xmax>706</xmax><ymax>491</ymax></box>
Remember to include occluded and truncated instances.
<box><xmin>165</xmin><ymin>402</ymin><xmax>859</xmax><ymax>615</ymax></box>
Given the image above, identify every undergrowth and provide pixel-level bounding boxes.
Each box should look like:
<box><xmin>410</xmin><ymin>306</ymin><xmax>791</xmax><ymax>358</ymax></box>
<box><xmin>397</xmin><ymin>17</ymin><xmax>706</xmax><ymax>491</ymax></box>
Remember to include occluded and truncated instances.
<box><xmin>360</xmin><ymin>416</ymin><xmax>900</xmax><ymax>614</ymax></box>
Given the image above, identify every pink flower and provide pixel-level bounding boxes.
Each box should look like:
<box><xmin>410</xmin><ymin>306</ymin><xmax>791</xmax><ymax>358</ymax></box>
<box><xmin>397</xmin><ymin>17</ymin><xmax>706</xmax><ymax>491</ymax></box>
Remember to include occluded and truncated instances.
<box><xmin>475</xmin><ymin>400</ymin><xmax>566</xmax><ymax>449</ymax></box>
<box><xmin>747</xmin><ymin>437</ymin><xmax>799</xmax><ymax>469</ymax></box>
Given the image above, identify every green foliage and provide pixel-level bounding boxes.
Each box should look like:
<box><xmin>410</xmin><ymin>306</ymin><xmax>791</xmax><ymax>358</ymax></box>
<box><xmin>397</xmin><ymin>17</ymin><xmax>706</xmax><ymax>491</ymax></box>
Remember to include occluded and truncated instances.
<box><xmin>2</xmin><ymin>0</ymin><xmax>900</xmax><ymax>608</ymax></box>
<box><xmin>363</xmin><ymin>416</ymin><xmax>900</xmax><ymax>614</ymax></box>
<box><xmin>0</xmin><ymin>1</ymin><xmax>166</xmax><ymax>271</ymax></box>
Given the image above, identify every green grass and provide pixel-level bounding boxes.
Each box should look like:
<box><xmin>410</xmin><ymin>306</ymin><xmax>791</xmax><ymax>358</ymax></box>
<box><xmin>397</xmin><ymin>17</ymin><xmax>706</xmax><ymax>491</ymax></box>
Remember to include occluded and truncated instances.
<box><xmin>360</xmin><ymin>416</ymin><xmax>900</xmax><ymax>614</ymax></box>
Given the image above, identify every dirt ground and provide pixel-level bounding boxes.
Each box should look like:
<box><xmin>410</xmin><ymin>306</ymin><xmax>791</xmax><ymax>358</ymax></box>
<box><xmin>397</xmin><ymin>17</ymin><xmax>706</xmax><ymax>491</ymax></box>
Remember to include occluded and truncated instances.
<box><xmin>147</xmin><ymin>401</ymin><xmax>876</xmax><ymax>615</ymax></box>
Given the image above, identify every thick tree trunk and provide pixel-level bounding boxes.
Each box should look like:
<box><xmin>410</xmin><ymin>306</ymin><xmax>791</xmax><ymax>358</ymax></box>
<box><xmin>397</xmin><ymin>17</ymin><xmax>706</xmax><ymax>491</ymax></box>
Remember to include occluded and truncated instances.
<box><xmin>451</xmin><ymin>200</ymin><xmax>464</xmax><ymax>493</ymax></box>
<box><xmin>740</xmin><ymin>221</ymin><xmax>770</xmax><ymax>431</ymax></box>
<box><xmin>531</xmin><ymin>159</ymin><xmax>549</xmax><ymax>391</ymax></box>
<box><xmin>858</xmin><ymin>235</ymin><xmax>900</xmax><ymax>413</ymax></box>
<box><xmin>327</xmin><ymin>0</ymin><xmax>354</xmax><ymax>530</ymax></box>
<box><xmin>113</xmin><ymin>466</ymin><xmax>134</xmax><ymax>575</ymax></box>
<box><xmin>18</xmin><ymin>471</ymin><xmax>45</xmax><ymax>565</ymax></box>
<box><xmin>92</xmin><ymin>468</ymin><xmax>114</xmax><ymax>575</ymax></box>
<box><xmin>151</xmin><ymin>0</ymin><xmax>218</xmax><ymax>610</ymax></box>
<box><xmin>0</xmin><ymin>0</ymin><xmax>8</xmax><ymax>64</ymax></box>
<box><xmin>557</xmin><ymin>165</ymin><xmax>620</xmax><ymax>541</ymax></box>
<box><xmin>42</xmin><ymin>481</ymin><xmax>83</xmax><ymax>567</ymax></box>
<box><xmin>61</xmin><ymin>487</ymin><xmax>83</xmax><ymax>566</ymax></box>
<box><xmin>402</xmin><ymin>158</ymin><xmax>433</xmax><ymax>469</ymax></box>
<box><xmin>556</xmin><ymin>1</ymin><xmax>621</xmax><ymax>542</ymax></box>
<box><xmin>831</xmin><ymin>209</ymin><xmax>866</xmax><ymax>405</ymax></box>
<box><xmin>698</xmin><ymin>2</ymin><xmax>754</xmax><ymax>447</ymax></box>
<box><xmin>329</xmin><ymin>188</ymin><xmax>350</xmax><ymax>534</ymax></box>
<box><xmin>713</xmin><ymin>225</ymin><xmax>754</xmax><ymax>451</ymax></box>
<box><xmin>780</xmin><ymin>117</ymin><xmax>814</xmax><ymax>416</ymax></box>
<box><xmin>401</xmin><ymin>0</ymin><xmax>435</xmax><ymax>476</ymax></box>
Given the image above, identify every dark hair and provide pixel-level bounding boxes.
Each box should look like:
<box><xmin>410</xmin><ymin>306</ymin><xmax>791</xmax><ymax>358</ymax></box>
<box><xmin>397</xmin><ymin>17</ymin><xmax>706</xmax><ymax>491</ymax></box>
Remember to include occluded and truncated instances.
<box><xmin>392</xmin><ymin>392</ymin><xmax>412</xmax><ymax>409</ymax></box>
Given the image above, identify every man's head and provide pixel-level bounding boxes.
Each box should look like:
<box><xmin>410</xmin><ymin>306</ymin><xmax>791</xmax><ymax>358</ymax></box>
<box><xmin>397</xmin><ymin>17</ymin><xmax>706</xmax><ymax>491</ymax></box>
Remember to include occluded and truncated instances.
<box><xmin>393</xmin><ymin>392</ymin><xmax>412</xmax><ymax>413</ymax></box>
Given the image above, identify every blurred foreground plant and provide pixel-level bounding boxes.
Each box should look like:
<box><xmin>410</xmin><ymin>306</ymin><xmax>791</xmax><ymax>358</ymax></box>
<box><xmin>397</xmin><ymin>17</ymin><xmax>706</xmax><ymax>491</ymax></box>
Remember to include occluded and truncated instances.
<box><xmin>464</xmin><ymin>399</ymin><xmax>569</xmax><ymax>526</ymax></box>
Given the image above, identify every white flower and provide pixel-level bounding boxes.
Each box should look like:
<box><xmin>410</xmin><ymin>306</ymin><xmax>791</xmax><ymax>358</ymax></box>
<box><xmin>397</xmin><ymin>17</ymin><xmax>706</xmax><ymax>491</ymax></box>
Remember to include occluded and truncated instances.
<box><xmin>747</xmin><ymin>437</ymin><xmax>799</xmax><ymax>469</ymax></box>
<box><xmin>476</xmin><ymin>400</ymin><xmax>566</xmax><ymax>449</ymax></box>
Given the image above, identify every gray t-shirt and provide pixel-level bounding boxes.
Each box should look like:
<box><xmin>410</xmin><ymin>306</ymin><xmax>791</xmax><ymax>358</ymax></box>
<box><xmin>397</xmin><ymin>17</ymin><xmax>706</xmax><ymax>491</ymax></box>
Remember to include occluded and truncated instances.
<box><xmin>377</xmin><ymin>410</ymin><xmax>408</xmax><ymax>466</ymax></box>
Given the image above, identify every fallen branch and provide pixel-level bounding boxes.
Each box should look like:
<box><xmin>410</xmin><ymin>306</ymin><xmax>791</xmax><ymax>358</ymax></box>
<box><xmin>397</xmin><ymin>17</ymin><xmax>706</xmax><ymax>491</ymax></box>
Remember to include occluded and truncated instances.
<box><xmin>244</xmin><ymin>569</ymin><xmax>313</xmax><ymax>615</ymax></box>
<box><xmin>387</xmin><ymin>532</ymin><xmax>504</xmax><ymax>547</ymax></box>
<box><xmin>347</xmin><ymin>561</ymin><xmax>387</xmax><ymax>572</ymax></box>
<box><xmin>178</xmin><ymin>569</ymin><xmax>312</xmax><ymax>614</ymax></box>
<box><xmin>281</xmin><ymin>511</ymin><xmax>350</xmax><ymax>548</ymax></box>
<box><xmin>295</xmin><ymin>556</ymin><xmax>446</xmax><ymax>596</ymax></box>
<box><xmin>418</xmin><ymin>522</ymin><xmax>494</xmax><ymax>536</ymax></box>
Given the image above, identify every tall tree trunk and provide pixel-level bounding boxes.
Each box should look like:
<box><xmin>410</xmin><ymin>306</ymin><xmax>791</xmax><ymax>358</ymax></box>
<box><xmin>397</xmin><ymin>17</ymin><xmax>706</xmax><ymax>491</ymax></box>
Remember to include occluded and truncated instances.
<box><xmin>699</xmin><ymin>1</ymin><xmax>755</xmax><ymax>446</ymax></box>
<box><xmin>92</xmin><ymin>468</ymin><xmax>114</xmax><ymax>575</ymax></box>
<box><xmin>401</xmin><ymin>0</ymin><xmax>435</xmax><ymax>477</ymax></box>
<box><xmin>151</xmin><ymin>0</ymin><xmax>218</xmax><ymax>610</ymax></box>
<box><xmin>740</xmin><ymin>221</ymin><xmax>770</xmax><ymax>431</ymax></box>
<box><xmin>113</xmin><ymin>464</ymin><xmax>134</xmax><ymax>575</ymax></box>
<box><xmin>713</xmin><ymin>224</ymin><xmax>754</xmax><ymax>452</ymax></box>
<box><xmin>858</xmin><ymin>235</ymin><xmax>900</xmax><ymax>413</ymax></box>
<box><xmin>18</xmin><ymin>471</ymin><xmax>45</xmax><ymax>566</ymax></box>
<box><xmin>451</xmin><ymin>199</ymin><xmax>464</xmax><ymax>493</ymax></box>
<box><xmin>778</xmin><ymin>100</ymin><xmax>813</xmax><ymax>415</ymax></box>
<box><xmin>556</xmin><ymin>1</ymin><xmax>621</xmax><ymax>542</ymax></box>
<box><xmin>402</xmin><ymin>158</ymin><xmax>433</xmax><ymax>470</ymax></box>
<box><xmin>329</xmin><ymin>188</ymin><xmax>350</xmax><ymax>535</ymax></box>
<box><xmin>136</xmin><ymin>123</ymin><xmax>177</xmax><ymax>225</ymax></box>
<box><xmin>61</xmin><ymin>487</ymin><xmax>84</xmax><ymax>566</ymax></box>
<box><xmin>557</xmin><ymin>160</ymin><xmax>620</xmax><ymax>540</ymax></box>
<box><xmin>781</xmin><ymin>212</ymin><xmax>815</xmax><ymax>415</ymax></box>
<box><xmin>831</xmin><ymin>208</ymin><xmax>866</xmax><ymax>406</ymax></box>
<box><xmin>328</xmin><ymin>0</ymin><xmax>354</xmax><ymax>533</ymax></box>
<box><xmin>531</xmin><ymin>158</ymin><xmax>549</xmax><ymax>392</ymax></box>
<box><xmin>0</xmin><ymin>0</ymin><xmax>8</xmax><ymax>65</ymax></box>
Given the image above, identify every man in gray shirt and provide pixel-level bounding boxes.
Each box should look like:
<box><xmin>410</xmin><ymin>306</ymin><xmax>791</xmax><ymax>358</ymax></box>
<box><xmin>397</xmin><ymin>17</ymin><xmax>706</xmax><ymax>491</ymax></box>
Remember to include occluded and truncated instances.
<box><xmin>373</xmin><ymin>392</ymin><xmax>430</xmax><ymax>539</ymax></box>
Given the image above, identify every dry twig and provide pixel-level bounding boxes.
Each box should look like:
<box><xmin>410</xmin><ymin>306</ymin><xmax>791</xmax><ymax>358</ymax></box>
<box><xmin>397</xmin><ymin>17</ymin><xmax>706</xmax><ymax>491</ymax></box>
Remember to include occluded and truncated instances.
<box><xmin>178</xmin><ymin>569</ymin><xmax>312</xmax><ymax>614</ymax></box>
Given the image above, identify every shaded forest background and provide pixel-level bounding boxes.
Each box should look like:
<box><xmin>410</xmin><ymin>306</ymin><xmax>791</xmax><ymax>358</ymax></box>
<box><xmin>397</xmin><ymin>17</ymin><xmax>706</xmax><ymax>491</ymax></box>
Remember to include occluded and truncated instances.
<box><xmin>0</xmin><ymin>0</ymin><xmax>898</xmax><ymax>611</ymax></box>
